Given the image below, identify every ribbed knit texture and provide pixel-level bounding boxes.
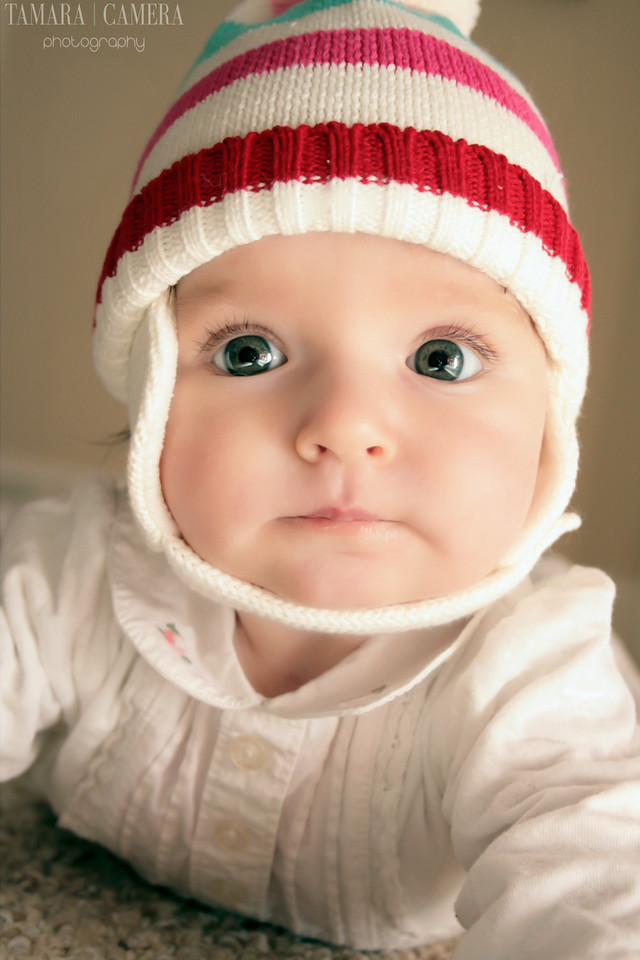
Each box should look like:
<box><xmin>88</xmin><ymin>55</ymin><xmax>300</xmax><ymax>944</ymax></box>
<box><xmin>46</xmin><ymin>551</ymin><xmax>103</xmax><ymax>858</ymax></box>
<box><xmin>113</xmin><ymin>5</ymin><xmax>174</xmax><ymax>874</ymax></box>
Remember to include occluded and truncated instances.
<box><xmin>99</xmin><ymin>124</ymin><xmax>586</xmax><ymax>311</ymax></box>
<box><xmin>93</xmin><ymin>0</ymin><xmax>590</xmax><ymax>633</ymax></box>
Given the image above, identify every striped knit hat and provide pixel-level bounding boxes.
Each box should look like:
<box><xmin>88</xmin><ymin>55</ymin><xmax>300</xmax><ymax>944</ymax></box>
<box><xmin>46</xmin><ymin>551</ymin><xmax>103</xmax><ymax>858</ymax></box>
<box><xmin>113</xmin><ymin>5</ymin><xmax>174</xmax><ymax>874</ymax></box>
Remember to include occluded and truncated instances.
<box><xmin>93</xmin><ymin>0</ymin><xmax>590</xmax><ymax>634</ymax></box>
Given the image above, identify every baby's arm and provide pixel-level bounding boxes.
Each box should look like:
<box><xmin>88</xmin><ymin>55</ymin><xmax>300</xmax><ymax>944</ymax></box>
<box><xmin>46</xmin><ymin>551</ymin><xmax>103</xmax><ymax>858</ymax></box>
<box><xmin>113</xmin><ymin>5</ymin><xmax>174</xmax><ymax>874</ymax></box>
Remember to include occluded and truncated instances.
<box><xmin>1</xmin><ymin>477</ymin><xmax>120</xmax><ymax>782</ymax></box>
<box><xmin>431</xmin><ymin>565</ymin><xmax>640</xmax><ymax>960</ymax></box>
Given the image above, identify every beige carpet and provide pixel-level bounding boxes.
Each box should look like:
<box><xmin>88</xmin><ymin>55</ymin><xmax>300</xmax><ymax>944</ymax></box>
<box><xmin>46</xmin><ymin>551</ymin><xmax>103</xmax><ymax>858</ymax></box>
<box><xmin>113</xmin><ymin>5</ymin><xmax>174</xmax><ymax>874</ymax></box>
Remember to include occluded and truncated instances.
<box><xmin>1</xmin><ymin>782</ymin><xmax>458</xmax><ymax>960</ymax></box>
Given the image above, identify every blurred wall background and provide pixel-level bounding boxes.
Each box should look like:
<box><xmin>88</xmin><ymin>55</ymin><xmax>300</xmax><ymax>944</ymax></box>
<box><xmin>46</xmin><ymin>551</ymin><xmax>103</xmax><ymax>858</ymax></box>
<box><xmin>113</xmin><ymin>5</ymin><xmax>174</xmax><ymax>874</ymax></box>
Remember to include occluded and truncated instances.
<box><xmin>1</xmin><ymin>0</ymin><xmax>639</xmax><ymax>656</ymax></box>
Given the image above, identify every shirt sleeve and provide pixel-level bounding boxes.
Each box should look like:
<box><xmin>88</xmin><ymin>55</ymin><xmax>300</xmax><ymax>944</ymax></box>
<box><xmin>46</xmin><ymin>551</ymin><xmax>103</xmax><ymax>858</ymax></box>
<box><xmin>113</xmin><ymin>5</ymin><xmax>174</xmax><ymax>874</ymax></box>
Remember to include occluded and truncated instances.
<box><xmin>429</xmin><ymin>564</ymin><xmax>640</xmax><ymax>960</ymax></box>
<box><xmin>0</xmin><ymin>476</ymin><xmax>120</xmax><ymax>782</ymax></box>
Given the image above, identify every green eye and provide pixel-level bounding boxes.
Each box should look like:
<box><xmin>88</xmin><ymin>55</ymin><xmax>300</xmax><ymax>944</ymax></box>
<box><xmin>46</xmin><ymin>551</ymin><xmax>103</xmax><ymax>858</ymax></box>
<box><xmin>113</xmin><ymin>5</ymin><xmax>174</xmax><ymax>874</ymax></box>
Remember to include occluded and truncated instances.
<box><xmin>410</xmin><ymin>339</ymin><xmax>482</xmax><ymax>381</ymax></box>
<box><xmin>213</xmin><ymin>335</ymin><xmax>287</xmax><ymax>376</ymax></box>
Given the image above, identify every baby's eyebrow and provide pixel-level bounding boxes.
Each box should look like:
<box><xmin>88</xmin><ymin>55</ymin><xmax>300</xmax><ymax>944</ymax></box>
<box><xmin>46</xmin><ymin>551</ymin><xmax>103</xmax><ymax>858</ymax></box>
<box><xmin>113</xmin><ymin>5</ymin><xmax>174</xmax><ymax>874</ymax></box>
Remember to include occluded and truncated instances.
<box><xmin>175</xmin><ymin>270</ymin><xmax>244</xmax><ymax>303</ymax></box>
<box><xmin>175</xmin><ymin>285</ymin><xmax>225</xmax><ymax>307</ymax></box>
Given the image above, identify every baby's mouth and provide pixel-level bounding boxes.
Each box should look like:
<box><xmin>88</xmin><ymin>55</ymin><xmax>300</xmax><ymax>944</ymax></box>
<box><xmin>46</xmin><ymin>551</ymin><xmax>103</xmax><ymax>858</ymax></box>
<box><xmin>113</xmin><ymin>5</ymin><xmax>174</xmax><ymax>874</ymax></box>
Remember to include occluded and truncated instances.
<box><xmin>280</xmin><ymin>506</ymin><xmax>404</xmax><ymax>544</ymax></box>
<box><xmin>301</xmin><ymin>506</ymin><xmax>381</xmax><ymax>523</ymax></box>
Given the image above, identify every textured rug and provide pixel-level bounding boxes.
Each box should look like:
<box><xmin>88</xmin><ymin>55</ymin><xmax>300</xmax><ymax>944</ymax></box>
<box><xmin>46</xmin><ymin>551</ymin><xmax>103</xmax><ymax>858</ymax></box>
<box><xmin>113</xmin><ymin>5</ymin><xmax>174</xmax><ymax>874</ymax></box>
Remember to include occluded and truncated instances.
<box><xmin>1</xmin><ymin>782</ymin><xmax>458</xmax><ymax>960</ymax></box>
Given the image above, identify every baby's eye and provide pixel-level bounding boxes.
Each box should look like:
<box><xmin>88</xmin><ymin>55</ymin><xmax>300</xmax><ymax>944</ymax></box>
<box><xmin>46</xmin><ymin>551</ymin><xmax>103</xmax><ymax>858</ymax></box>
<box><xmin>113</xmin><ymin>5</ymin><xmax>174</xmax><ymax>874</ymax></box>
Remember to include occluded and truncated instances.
<box><xmin>408</xmin><ymin>338</ymin><xmax>483</xmax><ymax>381</ymax></box>
<box><xmin>213</xmin><ymin>334</ymin><xmax>287</xmax><ymax>376</ymax></box>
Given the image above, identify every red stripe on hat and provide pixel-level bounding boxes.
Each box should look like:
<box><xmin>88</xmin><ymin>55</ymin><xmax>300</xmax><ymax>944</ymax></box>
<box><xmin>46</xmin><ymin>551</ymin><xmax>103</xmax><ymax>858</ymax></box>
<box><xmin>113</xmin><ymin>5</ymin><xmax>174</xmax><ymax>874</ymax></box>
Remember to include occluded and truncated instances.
<box><xmin>99</xmin><ymin>123</ymin><xmax>589</xmax><ymax>312</ymax></box>
<box><xmin>133</xmin><ymin>27</ymin><xmax>558</xmax><ymax>189</ymax></box>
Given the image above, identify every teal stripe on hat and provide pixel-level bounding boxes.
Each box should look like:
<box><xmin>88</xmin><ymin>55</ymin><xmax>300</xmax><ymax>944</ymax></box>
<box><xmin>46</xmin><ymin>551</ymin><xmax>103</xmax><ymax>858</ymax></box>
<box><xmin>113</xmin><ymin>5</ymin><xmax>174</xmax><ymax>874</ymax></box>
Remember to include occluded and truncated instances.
<box><xmin>191</xmin><ymin>0</ymin><xmax>353</xmax><ymax>72</ymax></box>
<box><xmin>420</xmin><ymin>13</ymin><xmax>465</xmax><ymax>39</ymax></box>
<box><xmin>190</xmin><ymin>0</ymin><xmax>467</xmax><ymax>76</ymax></box>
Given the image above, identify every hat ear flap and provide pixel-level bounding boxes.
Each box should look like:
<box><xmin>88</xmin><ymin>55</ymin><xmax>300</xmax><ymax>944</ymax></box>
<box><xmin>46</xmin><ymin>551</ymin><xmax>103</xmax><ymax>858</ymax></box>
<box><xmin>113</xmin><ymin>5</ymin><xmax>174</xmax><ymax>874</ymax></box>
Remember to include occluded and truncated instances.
<box><xmin>127</xmin><ymin>293</ymin><xmax>180</xmax><ymax>548</ymax></box>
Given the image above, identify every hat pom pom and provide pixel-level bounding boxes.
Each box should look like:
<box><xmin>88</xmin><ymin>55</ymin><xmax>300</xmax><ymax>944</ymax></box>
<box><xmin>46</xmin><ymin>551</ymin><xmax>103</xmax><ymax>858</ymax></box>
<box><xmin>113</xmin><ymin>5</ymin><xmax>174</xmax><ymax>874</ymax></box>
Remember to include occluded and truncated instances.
<box><xmin>405</xmin><ymin>0</ymin><xmax>481</xmax><ymax>37</ymax></box>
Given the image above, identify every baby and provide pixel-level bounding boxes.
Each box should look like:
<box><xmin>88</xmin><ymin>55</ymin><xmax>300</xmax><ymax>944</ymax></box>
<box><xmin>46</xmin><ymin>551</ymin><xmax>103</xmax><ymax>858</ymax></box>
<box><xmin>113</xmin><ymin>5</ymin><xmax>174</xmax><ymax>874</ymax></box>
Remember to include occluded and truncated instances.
<box><xmin>2</xmin><ymin>0</ymin><xmax>640</xmax><ymax>956</ymax></box>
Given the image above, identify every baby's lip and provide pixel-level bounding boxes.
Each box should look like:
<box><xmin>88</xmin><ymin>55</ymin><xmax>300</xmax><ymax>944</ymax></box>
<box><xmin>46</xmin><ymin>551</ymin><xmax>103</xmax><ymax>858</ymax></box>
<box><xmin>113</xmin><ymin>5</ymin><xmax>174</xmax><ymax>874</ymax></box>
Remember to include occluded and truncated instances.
<box><xmin>297</xmin><ymin>506</ymin><xmax>383</xmax><ymax>522</ymax></box>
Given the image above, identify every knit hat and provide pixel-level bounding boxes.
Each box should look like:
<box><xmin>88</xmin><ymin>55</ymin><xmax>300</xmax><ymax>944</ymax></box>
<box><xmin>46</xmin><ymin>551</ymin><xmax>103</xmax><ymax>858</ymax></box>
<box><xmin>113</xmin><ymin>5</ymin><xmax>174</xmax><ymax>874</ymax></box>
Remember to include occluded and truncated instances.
<box><xmin>93</xmin><ymin>0</ymin><xmax>590</xmax><ymax>634</ymax></box>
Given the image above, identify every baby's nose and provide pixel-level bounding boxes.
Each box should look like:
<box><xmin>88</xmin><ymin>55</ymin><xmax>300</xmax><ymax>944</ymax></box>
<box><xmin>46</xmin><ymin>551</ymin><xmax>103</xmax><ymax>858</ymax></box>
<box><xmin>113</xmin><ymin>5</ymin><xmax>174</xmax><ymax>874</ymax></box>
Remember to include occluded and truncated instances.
<box><xmin>294</xmin><ymin>371</ymin><xmax>398</xmax><ymax>465</ymax></box>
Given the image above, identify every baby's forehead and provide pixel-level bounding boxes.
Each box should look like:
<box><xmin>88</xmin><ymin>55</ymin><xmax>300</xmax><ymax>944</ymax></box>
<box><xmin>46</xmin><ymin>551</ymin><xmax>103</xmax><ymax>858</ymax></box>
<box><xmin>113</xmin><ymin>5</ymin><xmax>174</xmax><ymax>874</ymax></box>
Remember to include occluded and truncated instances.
<box><xmin>173</xmin><ymin>234</ymin><xmax>540</xmax><ymax>359</ymax></box>
<box><xmin>175</xmin><ymin>233</ymin><xmax>524</xmax><ymax>309</ymax></box>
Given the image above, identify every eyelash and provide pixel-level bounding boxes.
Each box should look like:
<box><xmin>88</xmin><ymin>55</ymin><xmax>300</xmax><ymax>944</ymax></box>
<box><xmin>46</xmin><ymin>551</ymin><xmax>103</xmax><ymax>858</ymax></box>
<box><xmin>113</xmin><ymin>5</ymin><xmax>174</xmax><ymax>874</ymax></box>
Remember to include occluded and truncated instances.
<box><xmin>419</xmin><ymin>324</ymin><xmax>498</xmax><ymax>365</ymax></box>
<box><xmin>195</xmin><ymin>319</ymin><xmax>498</xmax><ymax>367</ymax></box>
<box><xmin>196</xmin><ymin>317</ymin><xmax>279</xmax><ymax>358</ymax></box>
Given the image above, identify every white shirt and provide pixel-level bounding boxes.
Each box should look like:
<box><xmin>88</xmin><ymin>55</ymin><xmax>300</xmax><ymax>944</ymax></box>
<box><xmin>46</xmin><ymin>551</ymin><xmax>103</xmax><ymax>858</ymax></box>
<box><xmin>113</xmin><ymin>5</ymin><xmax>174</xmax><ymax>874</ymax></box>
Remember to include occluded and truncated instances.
<box><xmin>2</xmin><ymin>477</ymin><xmax>639</xmax><ymax>958</ymax></box>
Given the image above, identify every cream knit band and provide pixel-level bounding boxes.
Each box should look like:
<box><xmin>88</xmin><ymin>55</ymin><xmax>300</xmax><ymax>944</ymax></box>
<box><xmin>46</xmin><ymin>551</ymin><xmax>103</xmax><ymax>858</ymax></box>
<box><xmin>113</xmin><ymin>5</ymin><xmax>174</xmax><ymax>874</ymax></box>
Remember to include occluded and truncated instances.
<box><xmin>94</xmin><ymin>0</ymin><xmax>590</xmax><ymax>634</ymax></box>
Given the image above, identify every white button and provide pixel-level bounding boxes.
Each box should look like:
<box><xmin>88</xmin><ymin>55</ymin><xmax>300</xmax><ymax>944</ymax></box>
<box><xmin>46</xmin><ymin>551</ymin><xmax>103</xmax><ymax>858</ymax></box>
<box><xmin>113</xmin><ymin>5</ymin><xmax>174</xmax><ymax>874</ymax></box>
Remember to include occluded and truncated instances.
<box><xmin>207</xmin><ymin>878</ymin><xmax>246</xmax><ymax>906</ymax></box>
<box><xmin>212</xmin><ymin>818</ymin><xmax>252</xmax><ymax>852</ymax></box>
<box><xmin>229</xmin><ymin>734</ymin><xmax>270</xmax><ymax>770</ymax></box>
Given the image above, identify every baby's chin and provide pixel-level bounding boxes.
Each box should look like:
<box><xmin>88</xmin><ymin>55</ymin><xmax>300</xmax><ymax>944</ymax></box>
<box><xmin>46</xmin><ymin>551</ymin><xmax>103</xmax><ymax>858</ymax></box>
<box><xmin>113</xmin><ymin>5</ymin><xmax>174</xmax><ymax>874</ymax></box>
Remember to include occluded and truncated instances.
<box><xmin>231</xmin><ymin>558</ymin><xmax>499</xmax><ymax>613</ymax></box>
<box><xmin>178</xmin><ymin>525</ymin><xmax>514</xmax><ymax>613</ymax></box>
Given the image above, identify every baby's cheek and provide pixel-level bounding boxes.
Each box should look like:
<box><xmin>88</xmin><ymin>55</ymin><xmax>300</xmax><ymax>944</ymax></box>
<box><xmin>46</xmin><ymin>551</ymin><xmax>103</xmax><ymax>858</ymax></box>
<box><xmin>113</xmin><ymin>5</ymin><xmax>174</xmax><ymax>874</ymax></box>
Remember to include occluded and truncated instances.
<box><xmin>159</xmin><ymin>394</ymin><xmax>214</xmax><ymax>527</ymax></box>
<box><xmin>452</xmin><ymin>420</ymin><xmax>541</xmax><ymax>554</ymax></box>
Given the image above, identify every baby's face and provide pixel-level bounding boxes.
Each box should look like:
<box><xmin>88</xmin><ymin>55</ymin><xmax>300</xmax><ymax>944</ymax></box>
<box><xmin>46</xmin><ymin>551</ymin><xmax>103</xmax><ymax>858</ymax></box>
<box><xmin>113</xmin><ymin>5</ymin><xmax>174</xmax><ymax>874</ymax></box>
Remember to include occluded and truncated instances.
<box><xmin>161</xmin><ymin>233</ymin><xmax>547</xmax><ymax>610</ymax></box>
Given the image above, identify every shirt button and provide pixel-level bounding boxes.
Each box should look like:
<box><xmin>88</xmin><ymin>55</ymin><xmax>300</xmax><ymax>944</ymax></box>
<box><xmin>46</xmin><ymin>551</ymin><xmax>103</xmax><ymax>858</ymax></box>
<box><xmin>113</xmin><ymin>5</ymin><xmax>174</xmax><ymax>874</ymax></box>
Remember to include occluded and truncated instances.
<box><xmin>212</xmin><ymin>818</ymin><xmax>252</xmax><ymax>852</ymax></box>
<box><xmin>229</xmin><ymin>734</ymin><xmax>270</xmax><ymax>770</ymax></box>
<box><xmin>208</xmin><ymin>878</ymin><xmax>246</xmax><ymax>907</ymax></box>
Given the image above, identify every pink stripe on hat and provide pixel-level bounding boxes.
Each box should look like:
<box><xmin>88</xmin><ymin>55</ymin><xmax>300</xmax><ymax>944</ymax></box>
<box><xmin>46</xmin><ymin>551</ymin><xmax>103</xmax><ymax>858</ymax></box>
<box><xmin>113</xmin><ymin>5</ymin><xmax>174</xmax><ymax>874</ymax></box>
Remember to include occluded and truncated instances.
<box><xmin>271</xmin><ymin>0</ymin><xmax>302</xmax><ymax>13</ymax></box>
<box><xmin>133</xmin><ymin>27</ymin><xmax>558</xmax><ymax>192</ymax></box>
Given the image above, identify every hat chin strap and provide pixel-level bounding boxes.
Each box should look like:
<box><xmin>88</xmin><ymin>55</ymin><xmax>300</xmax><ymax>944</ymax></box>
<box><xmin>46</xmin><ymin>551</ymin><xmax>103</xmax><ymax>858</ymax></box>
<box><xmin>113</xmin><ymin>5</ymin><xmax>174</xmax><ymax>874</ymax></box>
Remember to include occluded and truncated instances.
<box><xmin>126</xmin><ymin>294</ymin><xmax>580</xmax><ymax>636</ymax></box>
